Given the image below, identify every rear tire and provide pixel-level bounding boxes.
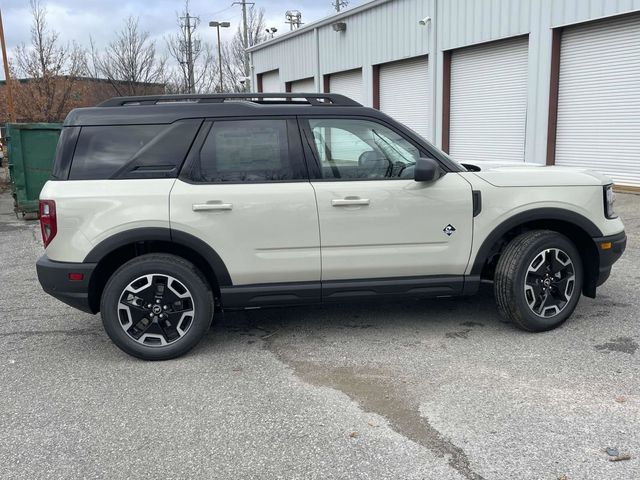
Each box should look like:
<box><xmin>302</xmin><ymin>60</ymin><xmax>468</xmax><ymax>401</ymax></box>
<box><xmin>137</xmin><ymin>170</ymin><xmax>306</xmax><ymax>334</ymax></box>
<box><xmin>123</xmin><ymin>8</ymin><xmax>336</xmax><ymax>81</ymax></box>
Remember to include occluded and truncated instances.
<box><xmin>494</xmin><ymin>230</ymin><xmax>583</xmax><ymax>332</ymax></box>
<box><xmin>100</xmin><ymin>254</ymin><xmax>214</xmax><ymax>360</ymax></box>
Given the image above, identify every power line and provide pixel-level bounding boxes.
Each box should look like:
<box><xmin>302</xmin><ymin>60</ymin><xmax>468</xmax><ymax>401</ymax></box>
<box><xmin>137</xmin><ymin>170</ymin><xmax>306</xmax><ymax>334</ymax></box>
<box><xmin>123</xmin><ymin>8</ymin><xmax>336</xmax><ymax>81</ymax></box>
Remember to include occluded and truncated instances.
<box><xmin>208</xmin><ymin>5</ymin><xmax>235</xmax><ymax>17</ymax></box>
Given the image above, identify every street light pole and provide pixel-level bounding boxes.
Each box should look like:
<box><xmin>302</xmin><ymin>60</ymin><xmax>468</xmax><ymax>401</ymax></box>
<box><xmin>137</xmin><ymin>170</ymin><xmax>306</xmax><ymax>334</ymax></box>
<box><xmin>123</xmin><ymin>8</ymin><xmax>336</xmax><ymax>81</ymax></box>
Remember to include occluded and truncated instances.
<box><xmin>209</xmin><ymin>21</ymin><xmax>230</xmax><ymax>93</ymax></box>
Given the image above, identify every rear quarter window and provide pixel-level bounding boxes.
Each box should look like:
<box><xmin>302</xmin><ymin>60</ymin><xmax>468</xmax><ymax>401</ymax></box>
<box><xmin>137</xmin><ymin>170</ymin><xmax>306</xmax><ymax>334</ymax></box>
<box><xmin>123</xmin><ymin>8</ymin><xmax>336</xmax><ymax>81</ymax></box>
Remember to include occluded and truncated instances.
<box><xmin>51</xmin><ymin>126</ymin><xmax>80</xmax><ymax>180</ymax></box>
<box><xmin>68</xmin><ymin>120</ymin><xmax>202</xmax><ymax>180</ymax></box>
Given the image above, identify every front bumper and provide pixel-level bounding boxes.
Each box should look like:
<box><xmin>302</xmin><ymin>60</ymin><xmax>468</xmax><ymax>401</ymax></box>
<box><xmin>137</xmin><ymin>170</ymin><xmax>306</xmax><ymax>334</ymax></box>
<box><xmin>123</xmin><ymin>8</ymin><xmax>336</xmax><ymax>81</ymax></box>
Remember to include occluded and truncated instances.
<box><xmin>593</xmin><ymin>231</ymin><xmax>626</xmax><ymax>287</ymax></box>
<box><xmin>36</xmin><ymin>255</ymin><xmax>97</xmax><ymax>314</ymax></box>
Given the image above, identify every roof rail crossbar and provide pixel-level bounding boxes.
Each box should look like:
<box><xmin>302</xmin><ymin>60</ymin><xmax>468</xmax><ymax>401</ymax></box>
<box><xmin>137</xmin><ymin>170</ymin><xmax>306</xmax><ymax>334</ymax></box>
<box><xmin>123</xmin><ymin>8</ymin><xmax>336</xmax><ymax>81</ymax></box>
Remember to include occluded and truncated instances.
<box><xmin>97</xmin><ymin>93</ymin><xmax>361</xmax><ymax>107</ymax></box>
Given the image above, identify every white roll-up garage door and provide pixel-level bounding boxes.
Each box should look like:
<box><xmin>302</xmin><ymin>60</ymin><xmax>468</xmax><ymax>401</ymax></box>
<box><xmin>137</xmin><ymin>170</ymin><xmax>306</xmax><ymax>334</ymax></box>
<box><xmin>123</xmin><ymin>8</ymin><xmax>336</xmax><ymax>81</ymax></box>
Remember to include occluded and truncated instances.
<box><xmin>555</xmin><ymin>15</ymin><xmax>640</xmax><ymax>187</ymax></box>
<box><xmin>329</xmin><ymin>69</ymin><xmax>363</xmax><ymax>105</ymax></box>
<box><xmin>449</xmin><ymin>36</ymin><xmax>529</xmax><ymax>164</ymax></box>
<box><xmin>379</xmin><ymin>56</ymin><xmax>430</xmax><ymax>140</ymax></box>
<box><xmin>260</xmin><ymin>70</ymin><xmax>281</xmax><ymax>92</ymax></box>
<box><xmin>290</xmin><ymin>77</ymin><xmax>316</xmax><ymax>93</ymax></box>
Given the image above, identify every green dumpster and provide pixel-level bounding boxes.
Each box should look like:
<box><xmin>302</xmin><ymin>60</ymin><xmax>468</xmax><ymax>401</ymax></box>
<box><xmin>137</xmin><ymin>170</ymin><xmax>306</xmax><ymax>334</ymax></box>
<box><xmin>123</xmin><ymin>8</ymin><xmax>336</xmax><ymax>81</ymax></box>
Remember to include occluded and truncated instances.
<box><xmin>6</xmin><ymin>123</ymin><xmax>62</xmax><ymax>216</ymax></box>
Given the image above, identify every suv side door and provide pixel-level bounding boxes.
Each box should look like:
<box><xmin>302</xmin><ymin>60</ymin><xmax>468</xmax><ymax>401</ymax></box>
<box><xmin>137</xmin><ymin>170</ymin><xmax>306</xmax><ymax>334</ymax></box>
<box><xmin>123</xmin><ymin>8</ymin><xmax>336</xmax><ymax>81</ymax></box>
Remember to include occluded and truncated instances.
<box><xmin>170</xmin><ymin>117</ymin><xmax>321</xmax><ymax>305</ymax></box>
<box><xmin>300</xmin><ymin>116</ymin><xmax>473</xmax><ymax>295</ymax></box>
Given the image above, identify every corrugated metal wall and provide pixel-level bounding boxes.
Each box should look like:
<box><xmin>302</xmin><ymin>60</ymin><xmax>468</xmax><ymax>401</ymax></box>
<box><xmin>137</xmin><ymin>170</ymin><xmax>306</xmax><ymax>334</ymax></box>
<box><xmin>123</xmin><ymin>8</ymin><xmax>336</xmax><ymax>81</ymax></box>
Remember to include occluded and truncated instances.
<box><xmin>252</xmin><ymin>31</ymin><xmax>317</xmax><ymax>85</ymax></box>
<box><xmin>252</xmin><ymin>0</ymin><xmax>432</xmax><ymax>107</ymax></box>
<box><xmin>317</xmin><ymin>0</ymin><xmax>432</xmax><ymax>72</ymax></box>
<box><xmin>250</xmin><ymin>0</ymin><xmax>640</xmax><ymax>164</ymax></box>
<box><xmin>434</xmin><ymin>0</ymin><xmax>640</xmax><ymax>164</ymax></box>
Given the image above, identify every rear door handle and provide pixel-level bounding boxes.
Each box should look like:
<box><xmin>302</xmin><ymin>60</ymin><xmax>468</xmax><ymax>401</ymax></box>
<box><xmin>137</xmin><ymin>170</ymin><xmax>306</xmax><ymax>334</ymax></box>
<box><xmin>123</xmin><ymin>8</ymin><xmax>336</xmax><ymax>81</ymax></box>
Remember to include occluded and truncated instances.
<box><xmin>331</xmin><ymin>198</ymin><xmax>370</xmax><ymax>207</ymax></box>
<box><xmin>192</xmin><ymin>202</ymin><xmax>233</xmax><ymax>211</ymax></box>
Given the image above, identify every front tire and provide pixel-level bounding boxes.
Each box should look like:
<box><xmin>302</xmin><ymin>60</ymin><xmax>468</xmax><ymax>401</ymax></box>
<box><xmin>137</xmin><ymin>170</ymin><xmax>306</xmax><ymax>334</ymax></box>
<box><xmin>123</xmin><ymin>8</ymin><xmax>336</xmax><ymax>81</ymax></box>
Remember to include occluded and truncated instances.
<box><xmin>100</xmin><ymin>254</ymin><xmax>214</xmax><ymax>360</ymax></box>
<box><xmin>494</xmin><ymin>230</ymin><xmax>583</xmax><ymax>332</ymax></box>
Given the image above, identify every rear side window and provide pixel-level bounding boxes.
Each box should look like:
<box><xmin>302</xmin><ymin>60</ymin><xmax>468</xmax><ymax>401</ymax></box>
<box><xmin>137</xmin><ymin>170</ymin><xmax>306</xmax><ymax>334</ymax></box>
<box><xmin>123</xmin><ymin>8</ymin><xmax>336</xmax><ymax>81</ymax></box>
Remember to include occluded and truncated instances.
<box><xmin>69</xmin><ymin>120</ymin><xmax>202</xmax><ymax>180</ymax></box>
<box><xmin>191</xmin><ymin>119</ymin><xmax>304</xmax><ymax>183</ymax></box>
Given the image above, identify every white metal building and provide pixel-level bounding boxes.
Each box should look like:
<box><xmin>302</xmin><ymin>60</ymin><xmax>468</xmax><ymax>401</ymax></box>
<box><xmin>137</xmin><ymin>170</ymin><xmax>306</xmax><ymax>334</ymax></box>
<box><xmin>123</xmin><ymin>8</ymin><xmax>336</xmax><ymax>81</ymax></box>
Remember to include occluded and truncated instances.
<box><xmin>249</xmin><ymin>0</ymin><xmax>640</xmax><ymax>188</ymax></box>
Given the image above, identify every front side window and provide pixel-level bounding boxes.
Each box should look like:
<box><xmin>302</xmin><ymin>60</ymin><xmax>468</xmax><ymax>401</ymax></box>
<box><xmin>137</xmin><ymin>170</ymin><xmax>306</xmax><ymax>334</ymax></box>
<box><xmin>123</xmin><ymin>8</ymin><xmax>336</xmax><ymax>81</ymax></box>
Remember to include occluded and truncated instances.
<box><xmin>306</xmin><ymin>118</ymin><xmax>421</xmax><ymax>180</ymax></box>
<box><xmin>193</xmin><ymin>119</ymin><xmax>298</xmax><ymax>183</ymax></box>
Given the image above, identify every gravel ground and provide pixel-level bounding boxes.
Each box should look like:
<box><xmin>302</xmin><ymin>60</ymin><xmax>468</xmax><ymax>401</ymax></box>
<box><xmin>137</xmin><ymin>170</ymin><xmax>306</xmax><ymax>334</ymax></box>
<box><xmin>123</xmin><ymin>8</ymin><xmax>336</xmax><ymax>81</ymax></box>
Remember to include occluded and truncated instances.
<box><xmin>0</xmin><ymin>187</ymin><xmax>638</xmax><ymax>480</ymax></box>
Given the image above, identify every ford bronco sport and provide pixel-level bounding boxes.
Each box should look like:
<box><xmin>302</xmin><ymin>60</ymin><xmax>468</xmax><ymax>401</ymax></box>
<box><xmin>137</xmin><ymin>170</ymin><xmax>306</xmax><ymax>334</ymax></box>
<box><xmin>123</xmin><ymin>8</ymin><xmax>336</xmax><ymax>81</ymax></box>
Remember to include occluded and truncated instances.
<box><xmin>36</xmin><ymin>93</ymin><xmax>626</xmax><ymax>360</ymax></box>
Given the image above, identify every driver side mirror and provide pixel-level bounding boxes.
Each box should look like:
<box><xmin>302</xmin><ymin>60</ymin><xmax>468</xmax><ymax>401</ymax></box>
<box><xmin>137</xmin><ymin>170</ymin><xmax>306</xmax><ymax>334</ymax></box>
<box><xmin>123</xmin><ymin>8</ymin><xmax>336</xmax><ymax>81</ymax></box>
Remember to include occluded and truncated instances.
<box><xmin>414</xmin><ymin>157</ymin><xmax>442</xmax><ymax>182</ymax></box>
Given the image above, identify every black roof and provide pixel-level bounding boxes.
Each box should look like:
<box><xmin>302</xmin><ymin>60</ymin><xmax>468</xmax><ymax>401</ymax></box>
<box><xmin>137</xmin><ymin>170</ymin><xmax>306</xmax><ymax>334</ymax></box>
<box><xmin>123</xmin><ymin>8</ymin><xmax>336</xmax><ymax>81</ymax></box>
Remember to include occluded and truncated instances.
<box><xmin>65</xmin><ymin>93</ymin><xmax>371</xmax><ymax>126</ymax></box>
<box><xmin>97</xmin><ymin>93</ymin><xmax>360</xmax><ymax>107</ymax></box>
<box><xmin>62</xmin><ymin>92</ymin><xmax>462</xmax><ymax>172</ymax></box>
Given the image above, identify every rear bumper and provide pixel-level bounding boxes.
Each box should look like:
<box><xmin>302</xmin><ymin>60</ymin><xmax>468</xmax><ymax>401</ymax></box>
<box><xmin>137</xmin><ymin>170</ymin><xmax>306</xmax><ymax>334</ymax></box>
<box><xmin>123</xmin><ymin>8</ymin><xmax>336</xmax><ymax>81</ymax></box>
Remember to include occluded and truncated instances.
<box><xmin>593</xmin><ymin>231</ymin><xmax>626</xmax><ymax>286</ymax></box>
<box><xmin>36</xmin><ymin>255</ymin><xmax>97</xmax><ymax>314</ymax></box>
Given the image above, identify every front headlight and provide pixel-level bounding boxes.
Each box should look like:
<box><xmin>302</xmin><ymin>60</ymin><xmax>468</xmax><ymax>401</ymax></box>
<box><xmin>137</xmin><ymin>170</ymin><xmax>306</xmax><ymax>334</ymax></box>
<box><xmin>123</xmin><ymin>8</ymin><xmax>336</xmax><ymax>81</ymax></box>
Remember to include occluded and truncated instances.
<box><xmin>604</xmin><ymin>184</ymin><xmax>617</xmax><ymax>219</ymax></box>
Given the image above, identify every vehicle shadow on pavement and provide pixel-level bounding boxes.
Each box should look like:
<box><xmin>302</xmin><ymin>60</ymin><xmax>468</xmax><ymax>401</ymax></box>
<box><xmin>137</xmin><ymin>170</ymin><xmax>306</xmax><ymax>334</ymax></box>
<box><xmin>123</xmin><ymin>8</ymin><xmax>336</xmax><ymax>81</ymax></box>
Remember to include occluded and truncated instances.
<box><xmin>215</xmin><ymin>285</ymin><xmax>504</xmax><ymax>341</ymax></box>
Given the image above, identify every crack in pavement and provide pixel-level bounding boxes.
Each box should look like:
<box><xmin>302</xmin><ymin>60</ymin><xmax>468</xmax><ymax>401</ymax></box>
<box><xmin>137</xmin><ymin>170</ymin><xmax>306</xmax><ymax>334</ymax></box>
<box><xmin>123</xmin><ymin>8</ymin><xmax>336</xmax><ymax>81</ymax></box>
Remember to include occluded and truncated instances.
<box><xmin>266</xmin><ymin>342</ymin><xmax>485</xmax><ymax>480</ymax></box>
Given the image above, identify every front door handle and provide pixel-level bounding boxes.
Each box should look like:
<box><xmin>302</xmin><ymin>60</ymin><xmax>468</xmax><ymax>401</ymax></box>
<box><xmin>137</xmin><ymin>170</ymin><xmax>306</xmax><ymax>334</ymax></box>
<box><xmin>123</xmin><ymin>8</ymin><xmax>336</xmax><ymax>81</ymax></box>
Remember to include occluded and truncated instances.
<box><xmin>331</xmin><ymin>197</ymin><xmax>370</xmax><ymax>207</ymax></box>
<box><xmin>192</xmin><ymin>202</ymin><xmax>233</xmax><ymax>212</ymax></box>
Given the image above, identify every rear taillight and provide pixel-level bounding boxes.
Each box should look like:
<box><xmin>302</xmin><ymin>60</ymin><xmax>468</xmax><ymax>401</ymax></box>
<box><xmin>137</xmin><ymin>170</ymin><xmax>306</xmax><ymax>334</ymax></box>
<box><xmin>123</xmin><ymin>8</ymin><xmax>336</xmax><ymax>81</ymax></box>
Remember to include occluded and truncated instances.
<box><xmin>39</xmin><ymin>200</ymin><xmax>57</xmax><ymax>248</ymax></box>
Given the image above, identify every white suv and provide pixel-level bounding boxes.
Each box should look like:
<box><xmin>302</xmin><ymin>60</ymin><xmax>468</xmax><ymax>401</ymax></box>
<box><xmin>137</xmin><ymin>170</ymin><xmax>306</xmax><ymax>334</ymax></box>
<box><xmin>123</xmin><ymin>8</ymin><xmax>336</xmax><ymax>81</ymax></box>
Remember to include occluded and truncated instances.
<box><xmin>36</xmin><ymin>93</ymin><xmax>626</xmax><ymax>360</ymax></box>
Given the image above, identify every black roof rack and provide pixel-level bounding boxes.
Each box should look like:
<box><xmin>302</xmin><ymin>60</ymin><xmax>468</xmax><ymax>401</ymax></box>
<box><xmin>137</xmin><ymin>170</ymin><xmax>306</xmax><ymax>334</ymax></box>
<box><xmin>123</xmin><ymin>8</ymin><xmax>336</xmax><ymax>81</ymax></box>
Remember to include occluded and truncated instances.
<box><xmin>98</xmin><ymin>93</ymin><xmax>361</xmax><ymax>107</ymax></box>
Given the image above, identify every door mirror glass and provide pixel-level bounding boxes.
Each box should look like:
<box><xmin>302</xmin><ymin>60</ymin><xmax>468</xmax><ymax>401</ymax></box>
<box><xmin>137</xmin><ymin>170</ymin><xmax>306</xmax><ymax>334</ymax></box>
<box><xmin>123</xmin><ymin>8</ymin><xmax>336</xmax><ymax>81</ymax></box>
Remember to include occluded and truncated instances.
<box><xmin>414</xmin><ymin>157</ymin><xmax>442</xmax><ymax>182</ymax></box>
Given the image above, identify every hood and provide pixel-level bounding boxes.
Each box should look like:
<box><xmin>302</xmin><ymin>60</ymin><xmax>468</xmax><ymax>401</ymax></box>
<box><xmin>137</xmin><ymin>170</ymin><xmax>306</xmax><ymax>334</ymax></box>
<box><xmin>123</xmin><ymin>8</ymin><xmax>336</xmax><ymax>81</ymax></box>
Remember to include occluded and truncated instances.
<box><xmin>464</xmin><ymin>161</ymin><xmax>612</xmax><ymax>187</ymax></box>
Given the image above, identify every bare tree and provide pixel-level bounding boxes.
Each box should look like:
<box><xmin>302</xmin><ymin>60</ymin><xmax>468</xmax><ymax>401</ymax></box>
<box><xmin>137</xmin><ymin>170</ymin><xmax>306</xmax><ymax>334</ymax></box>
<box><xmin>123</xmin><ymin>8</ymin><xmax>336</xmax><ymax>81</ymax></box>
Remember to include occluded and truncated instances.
<box><xmin>11</xmin><ymin>0</ymin><xmax>85</xmax><ymax>122</ymax></box>
<box><xmin>165</xmin><ymin>1</ymin><xmax>216</xmax><ymax>94</ymax></box>
<box><xmin>88</xmin><ymin>17</ymin><xmax>166</xmax><ymax>96</ymax></box>
<box><xmin>223</xmin><ymin>6</ymin><xmax>267</xmax><ymax>92</ymax></box>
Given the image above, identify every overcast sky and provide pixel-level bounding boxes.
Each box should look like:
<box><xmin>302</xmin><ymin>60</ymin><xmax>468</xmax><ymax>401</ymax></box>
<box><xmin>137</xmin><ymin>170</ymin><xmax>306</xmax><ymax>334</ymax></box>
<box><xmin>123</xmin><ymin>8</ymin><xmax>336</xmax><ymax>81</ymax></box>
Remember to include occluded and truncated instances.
<box><xmin>0</xmin><ymin>0</ymin><xmax>367</xmax><ymax>80</ymax></box>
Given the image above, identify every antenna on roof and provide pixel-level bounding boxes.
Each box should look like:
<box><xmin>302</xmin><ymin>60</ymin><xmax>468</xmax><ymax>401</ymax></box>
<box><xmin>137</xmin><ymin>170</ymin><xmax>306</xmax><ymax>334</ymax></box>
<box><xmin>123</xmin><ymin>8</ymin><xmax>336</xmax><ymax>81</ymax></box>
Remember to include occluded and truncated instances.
<box><xmin>285</xmin><ymin>10</ymin><xmax>303</xmax><ymax>30</ymax></box>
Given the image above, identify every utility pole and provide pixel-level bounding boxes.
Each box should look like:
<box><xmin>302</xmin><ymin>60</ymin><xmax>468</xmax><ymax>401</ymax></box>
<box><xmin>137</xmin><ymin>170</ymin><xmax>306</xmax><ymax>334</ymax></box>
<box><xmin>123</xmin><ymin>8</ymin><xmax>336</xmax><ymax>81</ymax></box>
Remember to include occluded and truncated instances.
<box><xmin>186</xmin><ymin>13</ymin><xmax>194</xmax><ymax>93</ymax></box>
<box><xmin>180</xmin><ymin>12</ymin><xmax>199</xmax><ymax>93</ymax></box>
<box><xmin>0</xmin><ymin>8</ymin><xmax>16</xmax><ymax>123</ymax></box>
<box><xmin>232</xmin><ymin>1</ymin><xmax>254</xmax><ymax>92</ymax></box>
<box><xmin>333</xmin><ymin>0</ymin><xmax>348</xmax><ymax>12</ymax></box>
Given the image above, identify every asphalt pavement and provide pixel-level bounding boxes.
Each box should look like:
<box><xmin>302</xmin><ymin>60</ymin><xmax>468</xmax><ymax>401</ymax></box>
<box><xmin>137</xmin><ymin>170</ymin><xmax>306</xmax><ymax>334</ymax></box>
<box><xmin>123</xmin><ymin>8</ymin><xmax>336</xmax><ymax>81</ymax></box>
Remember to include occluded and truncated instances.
<box><xmin>0</xmin><ymin>185</ymin><xmax>638</xmax><ymax>480</ymax></box>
